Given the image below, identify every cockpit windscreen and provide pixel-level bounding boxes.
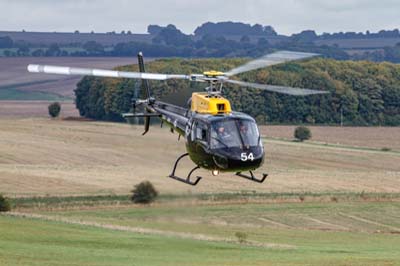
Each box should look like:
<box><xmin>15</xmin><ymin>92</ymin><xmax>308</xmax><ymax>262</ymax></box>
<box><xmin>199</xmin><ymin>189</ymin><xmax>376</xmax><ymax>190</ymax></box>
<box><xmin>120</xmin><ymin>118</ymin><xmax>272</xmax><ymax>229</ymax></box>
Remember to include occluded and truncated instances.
<box><xmin>210</xmin><ymin>119</ymin><xmax>260</xmax><ymax>149</ymax></box>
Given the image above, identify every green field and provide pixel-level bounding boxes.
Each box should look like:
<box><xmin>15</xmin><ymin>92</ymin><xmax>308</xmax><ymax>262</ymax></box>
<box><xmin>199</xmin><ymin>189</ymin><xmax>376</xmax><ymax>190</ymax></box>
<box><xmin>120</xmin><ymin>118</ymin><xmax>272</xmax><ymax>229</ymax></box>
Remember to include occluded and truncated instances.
<box><xmin>0</xmin><ymin>88</ymin><xmax>69</xmax><ymax>101</ymax></box>
<box><xmin>1</xmin><ymin>199</ymin><xmax>400</xmax><ymax>266</ymax></box>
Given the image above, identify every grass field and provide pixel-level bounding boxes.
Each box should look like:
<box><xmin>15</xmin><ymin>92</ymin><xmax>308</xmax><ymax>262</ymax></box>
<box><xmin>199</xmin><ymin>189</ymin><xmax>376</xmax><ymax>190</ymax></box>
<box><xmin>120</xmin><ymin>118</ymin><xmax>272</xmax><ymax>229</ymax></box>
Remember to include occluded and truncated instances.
<box><xmin>1</xmin><ymin>200</ymin><xmax>400</xmax><ymax>266</ymax></box>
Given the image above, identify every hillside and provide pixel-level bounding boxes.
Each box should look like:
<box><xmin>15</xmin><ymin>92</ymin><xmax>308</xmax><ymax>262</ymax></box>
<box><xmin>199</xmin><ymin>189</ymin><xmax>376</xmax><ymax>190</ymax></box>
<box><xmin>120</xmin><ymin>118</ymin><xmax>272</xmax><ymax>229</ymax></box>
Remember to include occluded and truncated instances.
<box><xmin>0</xmin><ymin>118</ymin><xmax>399</xmax><ymax>197</ymax></box>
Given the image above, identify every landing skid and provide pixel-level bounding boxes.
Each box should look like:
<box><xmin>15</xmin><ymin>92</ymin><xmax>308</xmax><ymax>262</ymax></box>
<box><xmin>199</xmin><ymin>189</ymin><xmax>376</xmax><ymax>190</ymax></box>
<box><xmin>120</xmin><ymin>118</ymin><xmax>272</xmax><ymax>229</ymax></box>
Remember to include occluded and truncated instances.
<box><xmin>168</xmin><ymin>153</ymin><xmax>202</xmax><ymax>186</ymax></box>
<box><xmin>236</xmin><ymin>171</ymin><xmax>268</xmax><ymax>183</ymax></box>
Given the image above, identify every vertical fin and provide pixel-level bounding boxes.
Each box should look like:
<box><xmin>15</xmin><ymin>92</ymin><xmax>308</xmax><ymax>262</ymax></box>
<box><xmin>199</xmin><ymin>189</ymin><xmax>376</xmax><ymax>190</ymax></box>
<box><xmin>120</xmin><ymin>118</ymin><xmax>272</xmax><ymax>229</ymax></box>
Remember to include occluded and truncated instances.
<box><xmin>137</xmin><ymin>52</ymin><xmax>151</xmax><ymax>99</ymax></box>
<box><xmin>138</xmin><ymin>51</ymin><xmax>151</xmax><ymax>135</ymax></box>
<box><xmin>142</xmin><ymin>116</ymin><xmax>150</xmax><ymax>136</ymax></box>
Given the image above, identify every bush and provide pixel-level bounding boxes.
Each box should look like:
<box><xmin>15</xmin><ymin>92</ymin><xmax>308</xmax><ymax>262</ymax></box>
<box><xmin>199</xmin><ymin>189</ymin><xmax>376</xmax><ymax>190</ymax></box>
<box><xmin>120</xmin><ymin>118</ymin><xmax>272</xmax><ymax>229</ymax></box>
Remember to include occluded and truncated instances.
<box><xmin>48</xmin><ymin>102</ymin><xmax>61</xmax><ymax>118</ymax></box>
<box><xmin>234</xmin><ymin>231</ymin><xmax>247</xmax><ymax>243</ymax></box>
<box><xmin>130</xmin><ymin>181</ymin><xmax>158</xmax><ymax>204</ymax></box>
<box><xmin>0</xmin><ymin>194</ymin><xmax>11</xmax><ymax>212</ymax></box>
<box><xmin>294</xmin><ymin>126</ymin><xmax>312</xmax><ymax>142</ymax></box>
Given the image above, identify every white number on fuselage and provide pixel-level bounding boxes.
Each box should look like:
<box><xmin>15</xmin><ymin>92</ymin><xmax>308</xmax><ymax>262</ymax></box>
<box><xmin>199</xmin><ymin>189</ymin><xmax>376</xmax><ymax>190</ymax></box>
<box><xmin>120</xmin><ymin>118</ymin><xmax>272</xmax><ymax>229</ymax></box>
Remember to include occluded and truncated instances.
<box><xmin>241</xmin><ymin>152</ymin><xmax>254</xmax><ymax>162</ymax></box>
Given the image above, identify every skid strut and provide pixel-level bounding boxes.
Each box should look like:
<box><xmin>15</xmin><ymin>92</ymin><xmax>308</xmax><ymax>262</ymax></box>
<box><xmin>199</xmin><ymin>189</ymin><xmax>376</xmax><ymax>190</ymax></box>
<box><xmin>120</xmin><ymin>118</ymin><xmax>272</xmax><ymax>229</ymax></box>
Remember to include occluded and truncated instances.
<box><xmin>236</xmin><ymin>171</ymin><xmax>268</xmax><ymax>183</ymax></box>
<box><xmin>169</xmin><ymin>153</ymin><xmax>202</xmax><ymax>186</ymax></box>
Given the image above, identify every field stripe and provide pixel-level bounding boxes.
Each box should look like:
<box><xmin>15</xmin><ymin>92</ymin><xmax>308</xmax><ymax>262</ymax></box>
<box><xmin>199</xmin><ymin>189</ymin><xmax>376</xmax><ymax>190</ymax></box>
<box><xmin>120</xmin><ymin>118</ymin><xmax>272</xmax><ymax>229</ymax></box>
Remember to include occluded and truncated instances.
<box><xmin>339</xmin><ymin>213</ymin><xmax>400</xmax><ymax>232</ymax></box>
<box><xmin>257</xmin><ymin>217</ymin><xmax>293</xmax><ymax>228</ymax></box>
<box><xmin>303</xmin><ymin>216</ymin><xmax>350</xmax><ymax>231</ymax></box>
<box><xmin>3</xmin><ymin>212</ymin><xmax>295</xmax><ymax>249</ymax></box>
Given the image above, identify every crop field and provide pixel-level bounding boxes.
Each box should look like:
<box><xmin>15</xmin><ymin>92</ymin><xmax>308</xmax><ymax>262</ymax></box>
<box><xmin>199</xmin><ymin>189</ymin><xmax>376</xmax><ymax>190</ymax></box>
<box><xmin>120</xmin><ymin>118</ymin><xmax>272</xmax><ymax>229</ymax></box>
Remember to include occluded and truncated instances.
<box><xmin>260</xmin><ymin>125</ymin><xmax>400</xmax><ymax>151</ymax></box>
<box><xmin>0</xmin><ymin>101</ymin><xmax>79</xmax><ymax>117</ymax></box>
<box><xmin>0</xmin><ymin>117</ymin><xmax>399</xmax><ymax>265</ymax></box>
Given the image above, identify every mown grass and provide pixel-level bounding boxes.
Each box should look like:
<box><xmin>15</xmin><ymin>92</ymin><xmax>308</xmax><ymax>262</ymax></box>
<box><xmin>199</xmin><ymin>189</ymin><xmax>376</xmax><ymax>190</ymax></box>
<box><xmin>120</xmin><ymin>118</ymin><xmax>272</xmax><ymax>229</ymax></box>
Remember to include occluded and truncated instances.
<box><xmin>2</xmin><ymin>200</ymin><xmax>400</xmax><ymax>265</ymax></box>
<box><xmin>0</xmin><ymin>215</ymin><xmax>270</xmax><ymax>266</ymax></box>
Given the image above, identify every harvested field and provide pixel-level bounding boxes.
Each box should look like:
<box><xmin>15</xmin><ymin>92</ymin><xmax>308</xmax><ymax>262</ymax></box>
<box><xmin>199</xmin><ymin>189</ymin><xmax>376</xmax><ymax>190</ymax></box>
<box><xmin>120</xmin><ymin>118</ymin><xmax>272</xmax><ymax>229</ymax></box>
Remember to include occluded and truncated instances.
<box><xmin>0</xmin><ymin>118</ymin><xmax>399</xmax><ymax>197</ymax></box>
<box><xmin>261</xmin><ymin>125</ymin><xmax>400</xmax><ymax>151</ymax></box>
<box><xmin>0</xmin><ymin>101</ymin><xmax>78</xmax><ymax>117</ymax></box>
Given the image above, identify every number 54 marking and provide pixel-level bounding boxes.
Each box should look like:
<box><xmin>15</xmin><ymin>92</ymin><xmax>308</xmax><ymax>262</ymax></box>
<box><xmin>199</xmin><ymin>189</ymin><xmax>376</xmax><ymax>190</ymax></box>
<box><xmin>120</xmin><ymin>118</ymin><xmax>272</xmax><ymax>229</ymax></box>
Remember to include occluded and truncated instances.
<box><xmin>241</xmin><ymin>153</ymin><xmax>254</xmax><ymax>162</ymax></box>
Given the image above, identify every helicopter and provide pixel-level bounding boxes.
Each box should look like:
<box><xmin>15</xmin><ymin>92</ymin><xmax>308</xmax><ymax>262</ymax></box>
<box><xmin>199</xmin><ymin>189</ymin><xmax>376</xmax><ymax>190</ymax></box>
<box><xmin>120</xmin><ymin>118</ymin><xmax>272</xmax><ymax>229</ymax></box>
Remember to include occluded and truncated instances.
<box><xmin>28</xmin><ymin>51</ymin><xmax>328</xmax><ymax>186</ymax></box>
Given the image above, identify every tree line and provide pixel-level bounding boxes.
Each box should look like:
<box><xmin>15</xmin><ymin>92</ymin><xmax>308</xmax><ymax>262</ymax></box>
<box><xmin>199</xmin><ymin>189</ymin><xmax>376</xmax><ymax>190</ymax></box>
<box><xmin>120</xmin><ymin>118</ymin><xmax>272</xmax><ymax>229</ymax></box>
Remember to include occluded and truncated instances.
<box><xmin>74</xmin><ymin>57</ymin><xmax>400</xmax><ymax>126</ymax></box>
<box><xmin>2</xmin><ymin>22</ymin><xmax>400</xmax><ymax>62</ymax></box>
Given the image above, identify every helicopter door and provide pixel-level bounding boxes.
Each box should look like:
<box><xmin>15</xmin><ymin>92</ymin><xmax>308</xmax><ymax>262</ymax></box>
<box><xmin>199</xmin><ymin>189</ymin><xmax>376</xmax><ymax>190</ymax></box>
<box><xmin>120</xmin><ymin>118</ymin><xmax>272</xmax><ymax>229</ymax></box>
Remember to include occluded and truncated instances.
<box><xmin>192</xmin><ymin>121</ymin><xmax>208</xmax><ymax>145</ymax></box>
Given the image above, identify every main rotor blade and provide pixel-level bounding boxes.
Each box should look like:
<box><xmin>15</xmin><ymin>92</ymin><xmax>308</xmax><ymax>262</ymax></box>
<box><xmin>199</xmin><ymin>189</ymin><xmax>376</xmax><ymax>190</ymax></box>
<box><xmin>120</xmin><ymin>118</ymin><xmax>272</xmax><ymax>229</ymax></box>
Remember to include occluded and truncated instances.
<box><xmin>224</xmin><ymin>51</ymin><xmax>319</xmax><ymax>77</ymax></box>
<box><xmin>225</xmin><ymin>79</ymin><xmax>329</xmax><ymax>96</ymax></box>
<box><xmin>27</xmin><ymin>64</ymin><xmax>191</xmax><ymax>81</ymax></box>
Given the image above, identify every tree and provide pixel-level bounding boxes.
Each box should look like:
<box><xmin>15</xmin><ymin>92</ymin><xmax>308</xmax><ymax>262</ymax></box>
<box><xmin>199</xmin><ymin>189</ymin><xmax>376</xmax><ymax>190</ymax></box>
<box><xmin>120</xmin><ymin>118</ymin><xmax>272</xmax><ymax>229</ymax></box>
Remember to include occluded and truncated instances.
<box><xmin>0</xmin><ymin>36</ymin><xmax>13</xmax><ymax>48</ymax></box>
<box><xmin>294</xmin><ymin>126</ymin><xmax>312</xmax><ymax>142</ymax></box>
<box><xmin>45</xmin><ymin>43</ymin><xmax>61</xmax><ymax>56</ymax></box>
<box><xmin>83</xmin><ymin>41</ymin><xmax>104</xmax><ymax>54</ymax></box>
<box><xmin>0</xmin><ymin>194</ymin><xmax>11</xmax><ymax>212</ymax></box>
<box><xmin>48</xmin><ymin>102</ymin><xmax>61</xmax><ymax>118</ymax></box>
<box><xmin>130</xmin><ymin>181</ymin><xmax>158</xmax><ymax>204</ymax></box>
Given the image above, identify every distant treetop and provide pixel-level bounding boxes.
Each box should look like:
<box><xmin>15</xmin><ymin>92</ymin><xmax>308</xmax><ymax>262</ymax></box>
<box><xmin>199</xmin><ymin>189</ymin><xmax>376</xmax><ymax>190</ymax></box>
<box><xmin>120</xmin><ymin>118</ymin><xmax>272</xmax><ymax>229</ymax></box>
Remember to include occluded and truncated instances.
<box><xmin>194</xmin><ymin>22</ymin><xmax>277</xmax><ymax>36</ymax></box>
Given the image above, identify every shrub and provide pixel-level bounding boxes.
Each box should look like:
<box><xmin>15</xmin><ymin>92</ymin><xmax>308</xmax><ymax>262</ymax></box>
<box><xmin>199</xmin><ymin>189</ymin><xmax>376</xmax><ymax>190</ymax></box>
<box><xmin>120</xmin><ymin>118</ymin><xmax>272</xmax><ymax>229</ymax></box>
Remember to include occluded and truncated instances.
<box><xmin>130</xmin><ymin>181</ymin><xmax>158</xmax><ymax>204</ymax></box>
<box><xmin>0</xmin><ymin>194</ymin><xmax>11</xmax><ymax>212</ymax></box>
<box><xmin>48</xmin><ymin>102</ymin><xmax>61</xmax><ymax>118</ymax></box>
<box><xmin>294</xmin><ymin>126</ymin><xmax>312</xmax><ymax>142</ymax></box>
<box><xmin>235</xmin><ymin>231</ymin><xmax>247</xmax><ymax>243</ymax></box>
<box><xmin>381</xmin><ymin>147</ymin><xmax>391</xmax><ymax>152</ymax></box>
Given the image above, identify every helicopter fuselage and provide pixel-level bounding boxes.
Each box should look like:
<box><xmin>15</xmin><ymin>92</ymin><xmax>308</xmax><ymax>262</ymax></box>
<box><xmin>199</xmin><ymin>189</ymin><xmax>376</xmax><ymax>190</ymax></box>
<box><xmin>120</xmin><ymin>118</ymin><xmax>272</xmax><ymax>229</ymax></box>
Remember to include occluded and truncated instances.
<box><xmin>153</xmin><ymin>97</ymin><xmax>265</xmax><ymax>174</ymax></box>
<box><xmin>185</xmin><ymin>112</ymin><xmax>264</xmax><ymax>172</ymax></box>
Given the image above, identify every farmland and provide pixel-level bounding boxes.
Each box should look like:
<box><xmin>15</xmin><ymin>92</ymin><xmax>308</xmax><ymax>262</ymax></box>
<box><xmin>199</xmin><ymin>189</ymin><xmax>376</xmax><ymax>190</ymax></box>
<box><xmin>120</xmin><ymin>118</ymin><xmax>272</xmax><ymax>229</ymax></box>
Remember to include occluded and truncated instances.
<box><xmin>0</xmin><ymin>57</ymin><xmax>140</xmax><ymax>99</ymax></box>
<box><xmin>0</xmin><ymin>118</ymin><xmax>399</xmax><ymax>196</ymax></box>
<box><xmin>0</xmin><ymin>117</ymin><xmax>399</xmax><ymax>266</ymax></box>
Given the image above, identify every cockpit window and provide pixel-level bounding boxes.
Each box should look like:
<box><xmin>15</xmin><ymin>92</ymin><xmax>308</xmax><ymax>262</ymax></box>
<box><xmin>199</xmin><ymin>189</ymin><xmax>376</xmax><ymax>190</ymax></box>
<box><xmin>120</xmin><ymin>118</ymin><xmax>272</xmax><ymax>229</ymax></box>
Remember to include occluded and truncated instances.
<box><xmin>237</xmin><ymin>120</ymin><xmax>260</xmax><ymax>147</ymax></box>
<box><xmin>211</xmin><ymin>120</ymin><xmax>241</xmax><ymax>148</ymax></box>
<box><xmin>210</xmin><ymin>119</ymin><xmax>259</xmax><ymax>149</ymax></box>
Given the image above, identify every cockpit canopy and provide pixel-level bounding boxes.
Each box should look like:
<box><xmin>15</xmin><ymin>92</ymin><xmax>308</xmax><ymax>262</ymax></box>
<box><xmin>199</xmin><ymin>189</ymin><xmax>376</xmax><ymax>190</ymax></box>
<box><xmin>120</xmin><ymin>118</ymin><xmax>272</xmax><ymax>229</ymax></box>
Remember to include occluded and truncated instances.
<box><xmin>191</xmin><ymin>117</ymin><xmax>260</xmax><ymax>149</ymax></box>
<box><xmin>210</xmin><ymin>119</ymin><xmax>260</xmax><ymax>149</ymax></box>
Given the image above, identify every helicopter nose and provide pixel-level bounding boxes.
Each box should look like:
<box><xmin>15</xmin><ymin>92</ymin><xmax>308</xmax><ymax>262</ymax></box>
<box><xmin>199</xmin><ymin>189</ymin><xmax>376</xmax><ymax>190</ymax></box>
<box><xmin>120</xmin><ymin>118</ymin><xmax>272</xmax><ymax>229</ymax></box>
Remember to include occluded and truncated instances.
<box><xmin>213</xmin><ymin>147</ymin><xmax>264</xmax><ymax>172</ymax></box>
<box><xmin>213</xmin><ymin>155</ymin><xmax>229</xmax><ymax>169</ymax></box>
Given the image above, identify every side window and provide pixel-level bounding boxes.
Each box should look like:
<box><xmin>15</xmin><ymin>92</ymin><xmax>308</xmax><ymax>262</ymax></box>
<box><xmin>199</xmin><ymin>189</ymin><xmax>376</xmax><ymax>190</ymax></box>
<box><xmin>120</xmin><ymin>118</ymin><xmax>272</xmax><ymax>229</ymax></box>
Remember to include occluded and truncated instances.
<box><xmin>191</xmin><ymin>121</ymin><xmax>195</xmax><ymax>141</ymax></box>
<box><xmin>195</xmin><ymin>122</ymin><xmax>208</xmax><ymax>142</ymax></box>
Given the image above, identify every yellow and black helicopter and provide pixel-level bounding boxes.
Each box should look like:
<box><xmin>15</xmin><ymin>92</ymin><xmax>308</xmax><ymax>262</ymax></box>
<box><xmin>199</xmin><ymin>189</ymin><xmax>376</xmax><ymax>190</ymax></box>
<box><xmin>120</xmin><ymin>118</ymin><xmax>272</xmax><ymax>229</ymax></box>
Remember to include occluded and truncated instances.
<box><xmin>28</xmin><ymin>51</ymin><xmax>327</xmax><ymax>186</ymax></box>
